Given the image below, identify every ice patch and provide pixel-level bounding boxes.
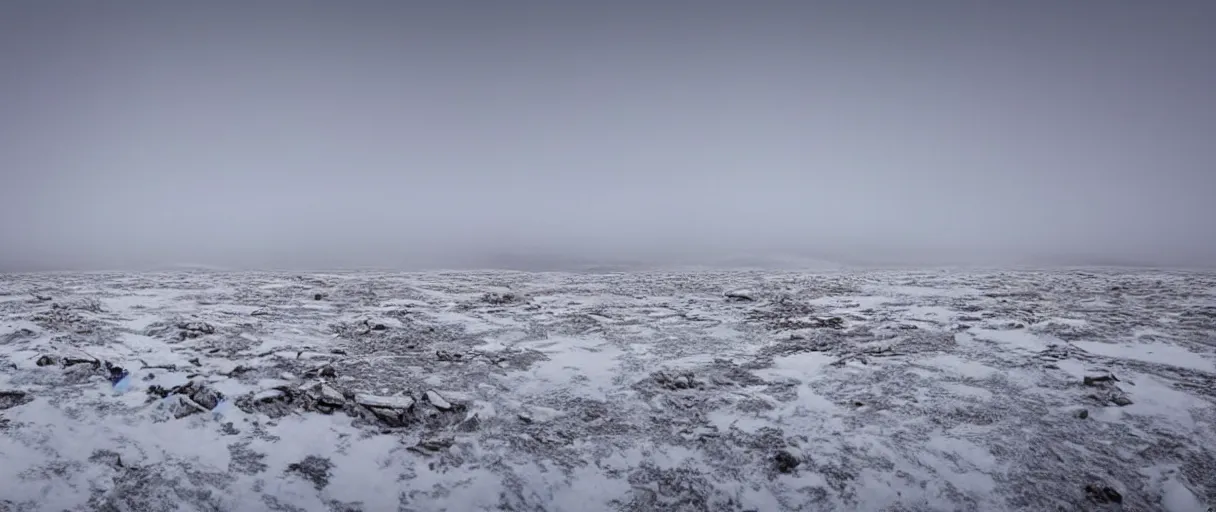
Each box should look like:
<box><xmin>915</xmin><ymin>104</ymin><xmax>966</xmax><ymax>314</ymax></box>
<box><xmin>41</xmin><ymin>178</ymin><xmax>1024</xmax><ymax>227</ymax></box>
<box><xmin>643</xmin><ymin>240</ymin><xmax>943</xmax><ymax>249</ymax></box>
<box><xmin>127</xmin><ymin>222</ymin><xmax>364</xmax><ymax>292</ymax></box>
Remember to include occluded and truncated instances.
<box><xmin>1072</xmin><ymin>340</ymin><xmax>1215</xmax><ymax>373</ymax></box>
<box><xmin>971</xmin><ymin>328</ymin><xmax>1052</xmax><ymax>352</ymax></box>
<box><xmin>921</xmin><ymin>354</ymin><xmax>1000</xmax><ymax>380</ymax></box>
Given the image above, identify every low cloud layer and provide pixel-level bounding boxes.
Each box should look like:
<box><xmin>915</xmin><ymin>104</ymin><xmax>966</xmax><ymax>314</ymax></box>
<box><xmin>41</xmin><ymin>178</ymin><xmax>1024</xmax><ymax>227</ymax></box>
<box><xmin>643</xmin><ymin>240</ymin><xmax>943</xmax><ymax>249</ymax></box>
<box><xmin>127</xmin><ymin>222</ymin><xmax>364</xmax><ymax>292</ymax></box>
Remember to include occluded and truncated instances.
<box><xmin>2</xmin><ymin>2</ymin><xmax>1214</xmax><ymax>271</ymax></box>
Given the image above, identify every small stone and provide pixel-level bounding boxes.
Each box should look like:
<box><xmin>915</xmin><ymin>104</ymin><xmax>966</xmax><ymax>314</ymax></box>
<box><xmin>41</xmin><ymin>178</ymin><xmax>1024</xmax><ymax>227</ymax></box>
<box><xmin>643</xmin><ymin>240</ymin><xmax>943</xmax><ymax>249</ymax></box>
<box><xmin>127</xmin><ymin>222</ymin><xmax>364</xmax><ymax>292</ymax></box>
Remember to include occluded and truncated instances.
<box><xmin>251</xmin><ymin>309</ymin><xmax>270</xmax><ymax>316</ymax></box>
<box><xmin>1083</xmin><ymin>374</ymin><xmax>1116</xmax><ymax>386</ymax></box>
<box><xmin>1075</xmin><ymin>409</ymin><xmax>1089</xmax><ymax>419</ymax></box>
<box><xmin>314</xmin><ymin>293</ymin><xmax>324</xmax><ymax>301</ymax></box>
<box><xmin>1112</xmin><ymin>395</ymin><xmax>1133</xmax><ymax>407</ymax></box>
<box><xmin>35</xmin><ymin>355</ymin><xmax>59</xmax><ymax>367</ymax></box>
<box><xmin>774</xmin><ymin>450</ymin><xmax>800</xmax><ymax>473</ymax></box>
<box><xmin>371</xmin><ymin>323</ymin><xmax>387</xmax><ymax>331</ymax></box>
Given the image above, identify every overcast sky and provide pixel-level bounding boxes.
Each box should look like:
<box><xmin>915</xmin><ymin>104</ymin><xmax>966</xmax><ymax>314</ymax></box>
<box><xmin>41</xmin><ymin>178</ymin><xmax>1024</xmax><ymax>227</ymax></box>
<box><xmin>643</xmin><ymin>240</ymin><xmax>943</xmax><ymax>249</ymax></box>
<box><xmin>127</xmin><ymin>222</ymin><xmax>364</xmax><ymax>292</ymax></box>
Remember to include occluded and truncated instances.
<box><xmin>1</xmin><ymin>1</ymin><xmax>1214</xmax><ymax>271</ymax></box>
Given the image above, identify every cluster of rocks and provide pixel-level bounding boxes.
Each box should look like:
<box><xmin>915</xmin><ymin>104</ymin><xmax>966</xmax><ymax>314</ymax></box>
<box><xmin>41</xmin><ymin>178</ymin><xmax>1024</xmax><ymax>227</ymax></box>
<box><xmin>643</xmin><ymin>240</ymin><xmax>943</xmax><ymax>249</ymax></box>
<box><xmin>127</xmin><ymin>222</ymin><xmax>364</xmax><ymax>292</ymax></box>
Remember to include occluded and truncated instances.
<box><xmin>30</xmin><ymin>306</ymin><xmax>94</xmax><ymax>334</ymax></box>
<box><xmin>147</xmin><ymin>379</ymin><xmax>224</xmax><ymax>419</ymax></box>
<box><xmin>635</xmin><ymin>360</ymin><xmax>769</xmax><ymax>403</ymax></box>
<box><xmin>744</xmin><ymin>297</ymin><xmax>845</xmax><ymax>332</ymax></box>
<box><xmin>233</xmin><ymin>375</ymin><xmax>470</xmax><ymax>431</ymax></box>
<box><xmin>54</xmin><ymin>298</ymin><xmax>105</xmax><ymax>313</ymax></box>
<box><xmin>651</xmin><ymin>370</ymin><xmax>702</xmax><ymax>391</ymax></box>
<box><xmin>175</xmin><ymin>321</ymin><xmax>216</xmax><ymax>341</ymax></box>
<box><xmin>33</xmin><ymin>354</ymin><xmax>130</xmax><ymax>385</ymax></box>
<box><xmin>480</xmin><ymin>291</ymin><xmax>528</xmax><ymax>306</ymax></box>
<box><xmin>1082</xmin><ymin>372</ymin><xmax>1134</xmax><ymax>407</ymax></box>
<box><xmin>143</xmin><ymin>320</ymin><xmax>217</xmax><ymax>341</ymax></box>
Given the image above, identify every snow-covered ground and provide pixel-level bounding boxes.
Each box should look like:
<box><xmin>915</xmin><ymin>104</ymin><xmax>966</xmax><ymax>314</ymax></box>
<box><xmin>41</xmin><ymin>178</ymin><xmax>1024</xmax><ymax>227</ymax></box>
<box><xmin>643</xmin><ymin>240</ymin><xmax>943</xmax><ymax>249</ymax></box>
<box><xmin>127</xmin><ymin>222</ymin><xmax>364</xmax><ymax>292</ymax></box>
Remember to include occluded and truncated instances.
<box><xmin>0</xmin><ymin>269</ymin><xmax>1213</xmax><ymax>511</ymax></box>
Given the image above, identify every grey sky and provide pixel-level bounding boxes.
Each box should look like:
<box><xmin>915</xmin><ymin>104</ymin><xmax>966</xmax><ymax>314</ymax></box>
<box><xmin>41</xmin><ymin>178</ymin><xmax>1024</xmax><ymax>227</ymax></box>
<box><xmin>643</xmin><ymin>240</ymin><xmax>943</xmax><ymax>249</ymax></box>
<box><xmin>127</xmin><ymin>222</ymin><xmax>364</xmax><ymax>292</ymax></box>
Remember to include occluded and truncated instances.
<box><xmin>2</xmin><ymin>1</ymin><xmax>1214</xmax><ymax>271</ymax></box>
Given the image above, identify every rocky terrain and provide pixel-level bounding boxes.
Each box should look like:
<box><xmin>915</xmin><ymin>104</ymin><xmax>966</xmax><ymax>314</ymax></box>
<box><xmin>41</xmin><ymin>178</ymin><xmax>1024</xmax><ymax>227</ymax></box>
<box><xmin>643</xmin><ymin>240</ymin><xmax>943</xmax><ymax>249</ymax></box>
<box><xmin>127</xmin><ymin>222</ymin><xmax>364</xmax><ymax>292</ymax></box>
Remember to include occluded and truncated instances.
<box><xmin>0</xmin><ymin>269</ymin><xmax>1214</xmax><ymax>511</ymax></box>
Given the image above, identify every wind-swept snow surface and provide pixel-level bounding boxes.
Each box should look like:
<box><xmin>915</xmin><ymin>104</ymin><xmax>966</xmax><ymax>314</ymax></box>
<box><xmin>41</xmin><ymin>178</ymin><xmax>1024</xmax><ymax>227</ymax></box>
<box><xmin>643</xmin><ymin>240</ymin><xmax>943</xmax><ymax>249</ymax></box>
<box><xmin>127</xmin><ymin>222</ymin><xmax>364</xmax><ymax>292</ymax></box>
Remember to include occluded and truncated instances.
<box><xmin>1</xmin><ymin>270</ymin><xmax>1214</xmax><ymax>511</ymax></box>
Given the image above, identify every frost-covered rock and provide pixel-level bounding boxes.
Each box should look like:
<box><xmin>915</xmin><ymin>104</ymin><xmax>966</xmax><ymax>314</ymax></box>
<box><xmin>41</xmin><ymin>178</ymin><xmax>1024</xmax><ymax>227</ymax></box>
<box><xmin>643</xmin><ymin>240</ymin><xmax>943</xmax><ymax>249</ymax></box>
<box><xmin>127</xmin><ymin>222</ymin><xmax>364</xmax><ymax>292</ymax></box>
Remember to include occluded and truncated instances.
<box><xmin>481</xmin><ymin>291</ymin><xmax>527</xmax><ymax>306</ymax></box>
<box><xmin>0</xmin><ymin>390</ymin><xmax>33</xmax><ymax>410</ymax></box>
<box><xmin>724</xmin><ymin>289</ymin><xmax>756</xmax><ymax>302</ymax></box>
<box><xmin>773</xmin><ymin>450</ymin><xmax>801</xmax><ymax>473</ymax></box>
<box><xmin>649</xmin><ymin>370</ymin><xmax>701</xmax><ymax>391</ymax></box>
<box><xmin>424</xmin><ymin>390</ymin><xmax>451</xmax><ymax>410</ymax></box>
<box><xmin>355</xmin><ymin>393</ymin><xmax>416</xmax><ymax>426</ymax></box>
<box><xmin>354</xmin><ymin>393</ymin><xmax>415</xmax><ymax>410</ymax></box>
<box><xmin>149</xmin><ymin>379</ymin><xmax>225</xmax><ymax>418</ymax></box>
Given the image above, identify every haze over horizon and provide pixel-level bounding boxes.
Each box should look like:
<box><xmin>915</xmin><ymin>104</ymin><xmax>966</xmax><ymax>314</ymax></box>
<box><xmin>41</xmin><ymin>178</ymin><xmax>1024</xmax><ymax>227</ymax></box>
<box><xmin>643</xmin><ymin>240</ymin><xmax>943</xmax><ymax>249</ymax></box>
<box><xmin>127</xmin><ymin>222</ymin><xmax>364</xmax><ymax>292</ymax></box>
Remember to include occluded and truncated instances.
<box><xmin>2</xmin><ymin>1</ymin><xmax>1214</xmax><ymax>272</ymax></box>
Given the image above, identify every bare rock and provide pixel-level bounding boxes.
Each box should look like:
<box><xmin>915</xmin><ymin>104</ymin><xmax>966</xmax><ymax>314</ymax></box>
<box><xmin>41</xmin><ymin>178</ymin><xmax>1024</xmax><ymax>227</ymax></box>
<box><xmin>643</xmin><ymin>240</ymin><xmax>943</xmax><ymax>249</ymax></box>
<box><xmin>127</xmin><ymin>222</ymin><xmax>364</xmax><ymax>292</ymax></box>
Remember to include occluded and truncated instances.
<box><xmin>175</xmin><ymin>321</ymin><xmax>216</xmax><ymax>340</ymax></box>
